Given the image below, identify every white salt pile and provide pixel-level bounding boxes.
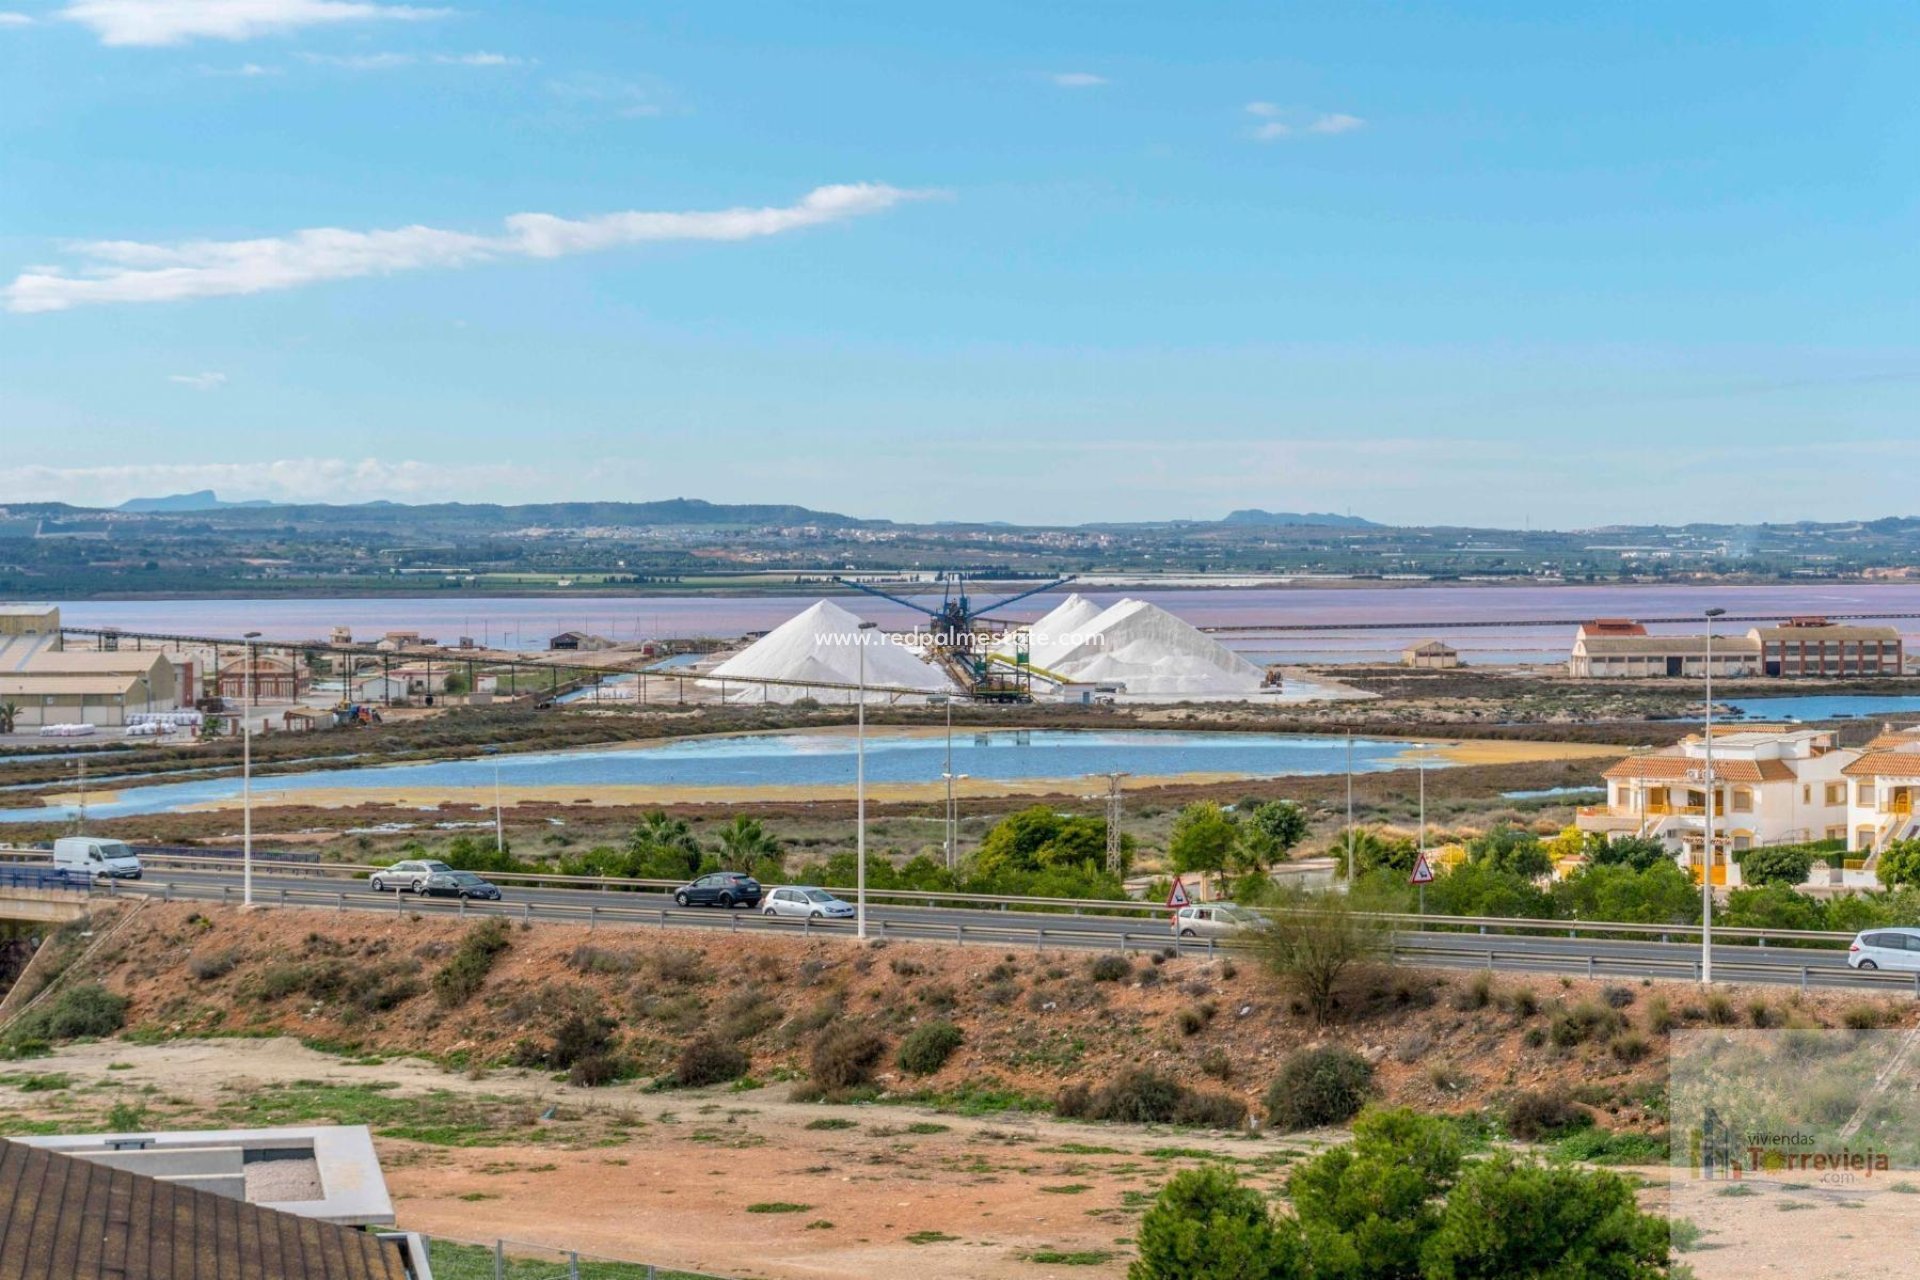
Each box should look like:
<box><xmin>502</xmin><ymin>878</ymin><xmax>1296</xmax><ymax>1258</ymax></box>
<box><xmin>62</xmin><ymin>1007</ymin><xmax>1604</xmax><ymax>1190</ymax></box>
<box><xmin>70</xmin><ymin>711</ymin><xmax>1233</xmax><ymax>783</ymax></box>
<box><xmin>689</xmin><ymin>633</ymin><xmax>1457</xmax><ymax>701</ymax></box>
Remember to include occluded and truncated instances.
<box><xmin>1039</xmin><ymin>597</ymin><xmax>1266</xmax><ymax>697</ymax></box>
<box><xmin>992</xmin><ymin>592</ymin><xmax>1106</xmax><ymax>672</ymax></box>
<box><xmin>704</xmin><ymin>600</ymin><xmax>957</xmax><ymax>704</ymax></box>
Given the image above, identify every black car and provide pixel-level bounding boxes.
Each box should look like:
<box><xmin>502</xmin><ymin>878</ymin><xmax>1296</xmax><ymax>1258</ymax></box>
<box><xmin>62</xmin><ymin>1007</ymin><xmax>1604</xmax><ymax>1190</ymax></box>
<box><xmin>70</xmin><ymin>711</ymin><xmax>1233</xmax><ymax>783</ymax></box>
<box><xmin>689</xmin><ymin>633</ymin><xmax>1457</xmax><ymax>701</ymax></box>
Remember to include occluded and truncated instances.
<box><xmin>419</xmin><ymin>870</ymin><xmax>503</xmax><ymax>901</ymax></box>
<box><xmin>673</xmin><ymin>871</ymin><xmax>763</xmax><ymax>909</ymax></box>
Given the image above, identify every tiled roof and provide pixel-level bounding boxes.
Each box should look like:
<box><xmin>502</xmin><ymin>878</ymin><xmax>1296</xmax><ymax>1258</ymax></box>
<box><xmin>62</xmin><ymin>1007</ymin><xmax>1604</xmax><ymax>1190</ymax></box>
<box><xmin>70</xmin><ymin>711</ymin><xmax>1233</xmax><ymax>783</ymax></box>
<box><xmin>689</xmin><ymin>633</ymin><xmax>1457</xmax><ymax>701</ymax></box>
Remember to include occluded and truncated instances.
<box><xmin>0</xmin><ymin>1139</ymin><xmax>409</xmax><ymax>1280</ymax></box>
<box><xmin>1574</xmin><ymin>635</ymin><xmax>1761</xmax><ymax>655</ymax></box>
<box><xmin>1865</xmin><ymin>731</ymin><xmax>1920</xmax><ymax>751</ymax></box>
<box><xmin>1842</xmin><ymin>752</ymin><xmax>1920</xmax><ymax>779</ymax></box>
<box><xmin>1749</xmin><ymin>624</ymin><xmax>1902</xmax><ymax>642</ymax></box>
<box><xmin>1602</xmin><ymin>755</ymin><xmax>1795</xmax><ymax>783</ymax></box>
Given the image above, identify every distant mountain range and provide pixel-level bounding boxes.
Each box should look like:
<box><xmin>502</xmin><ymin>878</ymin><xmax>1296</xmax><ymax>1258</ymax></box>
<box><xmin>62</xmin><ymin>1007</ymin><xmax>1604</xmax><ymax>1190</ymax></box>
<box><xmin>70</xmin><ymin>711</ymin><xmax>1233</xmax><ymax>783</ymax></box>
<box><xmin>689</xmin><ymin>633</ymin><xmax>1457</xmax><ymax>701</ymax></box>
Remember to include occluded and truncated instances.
<box><xmin>118</xmin><ymin>490</ymin><xmax>276</xmax><ymax>513</ymax></box>
<box><xmin>99</xmin><ymin>494</ymin><xmax>1378</xmax><ymax>530</ymax></box>
<box><xmin>1219</xmin><ymin>509</ymin><xmax>1378</xmax><ymax>529</ymax></box>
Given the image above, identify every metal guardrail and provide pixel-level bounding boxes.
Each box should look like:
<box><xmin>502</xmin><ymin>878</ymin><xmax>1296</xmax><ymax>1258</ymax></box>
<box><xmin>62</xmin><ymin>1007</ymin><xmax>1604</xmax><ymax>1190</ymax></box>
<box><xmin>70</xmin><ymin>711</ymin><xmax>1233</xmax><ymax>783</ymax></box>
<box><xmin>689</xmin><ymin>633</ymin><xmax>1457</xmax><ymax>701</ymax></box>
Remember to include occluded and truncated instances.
<box><xmin>1389</xmin><ymin>939</ymin><xmax>1920</xmax><ymax>995</ymax></box>
<box><xmin>5</xmin><ymin>847</ymin><xmax>1870</xmax><ymax>948</ymax></box>
<box><xmin>107</xmin><ymin>876</ymin><xmax>1209</xmax><ymax>956</ymax></box>
<box><xmin>0</xmin><ymin>866</ymin><xmax>89</xmax><ymax>893</ymax></box>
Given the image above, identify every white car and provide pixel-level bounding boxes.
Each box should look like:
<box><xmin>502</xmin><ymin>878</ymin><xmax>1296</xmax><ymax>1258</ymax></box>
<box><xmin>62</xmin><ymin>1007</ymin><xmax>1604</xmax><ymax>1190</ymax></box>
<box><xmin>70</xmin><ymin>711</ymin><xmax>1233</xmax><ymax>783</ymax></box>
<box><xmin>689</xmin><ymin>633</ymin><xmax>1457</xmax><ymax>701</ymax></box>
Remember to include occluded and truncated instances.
<box><xmin>1847</xmin><ymin>927</ymin><xmax>1920</xmax><ymax>971</ymax></box>
<box><xmin>762</xmin><ymin>886</ymin><xmax>856</xmax><ymax>921</ymax></box>
<box><xmin>370</xmin><ymin>859</ymin><xmax>453</xmax><ymax>894</ymax></box>
<box><xmin>1171</xmin><ymin>903</ymin><xmax>1261</xmax><ymax>939</ymax></box>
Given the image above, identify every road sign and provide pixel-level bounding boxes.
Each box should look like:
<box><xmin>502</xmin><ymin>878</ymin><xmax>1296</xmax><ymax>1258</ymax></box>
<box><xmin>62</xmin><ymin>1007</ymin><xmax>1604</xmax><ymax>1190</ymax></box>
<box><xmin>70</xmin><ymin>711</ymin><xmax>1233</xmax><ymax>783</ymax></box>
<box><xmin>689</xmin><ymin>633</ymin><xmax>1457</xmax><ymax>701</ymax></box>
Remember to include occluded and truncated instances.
<box><xmin>1409</xmin><ymin>853</ymin><xmax>1435</xmax><ymax>886</ymax></box>
<box><xmin>1165</xmin><ymin>876</ymin><xmax>1191</xmax><ymax>909</ymax></box>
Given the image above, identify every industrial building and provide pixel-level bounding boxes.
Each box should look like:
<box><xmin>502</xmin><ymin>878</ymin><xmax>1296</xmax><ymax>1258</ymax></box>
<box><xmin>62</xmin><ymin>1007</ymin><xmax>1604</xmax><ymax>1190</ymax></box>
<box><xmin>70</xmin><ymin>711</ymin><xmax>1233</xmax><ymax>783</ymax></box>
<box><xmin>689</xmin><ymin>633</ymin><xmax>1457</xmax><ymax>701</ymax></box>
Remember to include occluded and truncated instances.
<box><xmin>1567</xmin><ymin>616</ymin><xmax>1903</xmax><ymax>679</ymax></box>
<box><xmin>1750</xmin><ymin>617</ymin><xmax>1904</xmax><ymax>677</ymax></box>
<box><xmin>1401</xmin><ymin>639</ymin><xmax>1460</xmax><ymax>669</ymax></box>
<box><xmin>0</xmin><ymin>605</ymin><xmax>184</xmax><ymax>727</ymax></box>
<box><xmin>1566</xmin><ymin>619</ymin><xmax>1760</xmax><ymax>678</ymax></box>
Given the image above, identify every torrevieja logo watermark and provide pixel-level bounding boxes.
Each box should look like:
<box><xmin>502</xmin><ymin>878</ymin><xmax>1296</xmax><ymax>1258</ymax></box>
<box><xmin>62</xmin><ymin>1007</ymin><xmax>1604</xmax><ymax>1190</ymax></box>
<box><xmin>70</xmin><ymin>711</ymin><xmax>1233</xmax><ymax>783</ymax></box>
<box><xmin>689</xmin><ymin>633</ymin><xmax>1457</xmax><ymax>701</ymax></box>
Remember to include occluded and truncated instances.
<box><xmin>1689</xmin><ymin>1108</ymin><xmax>1894</xmax><ymax>1183</ymax></box>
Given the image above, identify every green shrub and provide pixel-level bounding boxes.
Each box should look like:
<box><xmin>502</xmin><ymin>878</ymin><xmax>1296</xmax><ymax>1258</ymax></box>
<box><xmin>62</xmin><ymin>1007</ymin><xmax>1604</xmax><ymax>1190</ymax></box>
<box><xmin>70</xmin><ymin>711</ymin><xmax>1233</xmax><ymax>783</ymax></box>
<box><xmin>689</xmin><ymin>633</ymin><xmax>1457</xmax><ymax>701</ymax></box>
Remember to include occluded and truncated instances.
<box><xmin>1645</xmin><ymin>996</ymin><xmax>1677</xmax><ymax>1035</ymax></box>
<box><xmin>672</xmin><ymin>1036</ymin><xmax>750</xmax><ymax>1088</ymax></box>
<box><xmin>896</xmin><ymin>1022</ymin><xmax>963</xmax><ymax>1076</ymax></box>
<box><xmin>1504</xmin><ymin>1090</ymin><xmax>1592</xmax><ymax>1142</ymax></box>
<box><xmin>1265</xmin><ymin>1046</ymin><xmax>1373</xmax><ymax>1132</ymax></box>
<box><xmin>1132</xmin><ymin>1167</ymin><xmax>1296</xmax><ymax>1280</ymax></box>
<box><xmin>187</xmin><ymin>950</ymin><xmax>240</xmax><ymax>981</ymax></box>
<box><xmin>1067</xmin><ymin>1069</ymin><xmax>1246</xmax><ymax>1128</ymax></box>
<box><xmin>1843</xmin><ymin>1003</ymin><xmax>1886</xmax><ymax>1031</ymax></box>
<box><xmin>8</xmin><ymin>984</ymin><xmax>128</xmax><ymax>1049</ymax></box>
<box><xmin>1453</xmin><ymin>970</ymin><xmax>1494</xmax><ymax>1011</ymax></box>
<box><xmin>1609</xmin><ymin>1031</ymin><xmax>1652</xmax><ymax>1064</ymax></box>
<box><xmin>432</xmin><ymin>918</ymin><xmax>511</xmax><ymax>1008</ymax></box>
<box><xmin>1088</xmin><ymin>954</ymin><xmax>1131</xmax><ymax>983</ymax></box>
<box><xmin>810</xmin><ymin>1023</ymin><xmax>887</xmax><ymax>1091</ymax></box>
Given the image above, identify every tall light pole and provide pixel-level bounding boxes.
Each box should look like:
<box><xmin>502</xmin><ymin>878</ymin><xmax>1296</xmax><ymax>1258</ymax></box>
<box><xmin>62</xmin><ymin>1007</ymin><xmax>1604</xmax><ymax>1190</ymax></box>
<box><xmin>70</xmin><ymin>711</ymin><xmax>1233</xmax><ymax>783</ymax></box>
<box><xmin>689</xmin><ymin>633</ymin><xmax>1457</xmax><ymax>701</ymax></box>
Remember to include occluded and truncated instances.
<box><xmin>944</xmin><ymin>692</ymin><xmax>956</xmax><ymax>871</ymax></box>
<box><xmin>493</xmin><ymin>758</ymin><xmax>505</xmax><ymax>857</ymax></box>
<box><xmin>1702</xmin><ymin>607</ymin><xmax>1727</xmax><ymax>984</ymax></box>
<box><xmin>1345</xmin><ymin>727</ymin><xmax>1356</xmax><ymax>882</ymax></box>
<box><xmin>856</xmin><ymin>621</ymin><xmax>877</xmax><ymax>939</ymax></box>
<box><xmin>242</xmin><ymin>630</ymin><xmax>261</xmax><ymax>908</ymax></box>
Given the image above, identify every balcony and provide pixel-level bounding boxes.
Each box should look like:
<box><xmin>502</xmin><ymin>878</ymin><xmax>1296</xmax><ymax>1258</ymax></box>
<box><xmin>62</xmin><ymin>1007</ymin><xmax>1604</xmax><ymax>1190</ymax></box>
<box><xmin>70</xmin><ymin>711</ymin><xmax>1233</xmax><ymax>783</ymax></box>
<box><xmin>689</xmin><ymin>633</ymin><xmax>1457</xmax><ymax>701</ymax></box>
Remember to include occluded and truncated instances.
<box><xmin>1575</xmin><ymin>807</ymin><xmax>1640</xmax><ymax>833</ymax></box>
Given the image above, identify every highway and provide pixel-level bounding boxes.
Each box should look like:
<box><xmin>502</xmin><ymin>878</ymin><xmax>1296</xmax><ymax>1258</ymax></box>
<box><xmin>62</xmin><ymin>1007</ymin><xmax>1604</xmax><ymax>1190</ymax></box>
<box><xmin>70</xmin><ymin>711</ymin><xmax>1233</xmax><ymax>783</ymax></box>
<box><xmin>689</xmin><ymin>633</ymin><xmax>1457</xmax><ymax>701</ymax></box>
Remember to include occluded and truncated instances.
<box><xmin>76</xmin><ymin>864</ymin><xmax>1920</xmax><ymax>996</ymax></box>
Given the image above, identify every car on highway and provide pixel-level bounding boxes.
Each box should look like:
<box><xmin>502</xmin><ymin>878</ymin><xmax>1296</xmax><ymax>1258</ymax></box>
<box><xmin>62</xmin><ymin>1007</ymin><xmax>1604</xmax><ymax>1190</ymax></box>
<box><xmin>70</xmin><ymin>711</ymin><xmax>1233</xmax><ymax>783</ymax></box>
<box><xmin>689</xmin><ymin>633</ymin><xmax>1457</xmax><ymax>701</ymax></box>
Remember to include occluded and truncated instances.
<box><xmin>369</xmin><ymin>859</ymin><xmax>452</xmax><ymax>894</ymax></box>
<box><xmin>673</xmin><ymin>871</ymin><xmax>763</xmax><ymax>909</ymax></box>
<box><xmin>761</xmin><ymin>886</ymin><xmax>855</xmax><ymax>920</ymax></box>
<box><xmin>1847</xmin><ymin>927</ymin><xmax>1920</xmax><ymax>971</ymax></box>
<box><xmin>1171</xmin><ymin>903</ymin><xmax>1262</xmax><ymax>939</ymax></box>
<box><xmin>418</xmin><ymin>870</ymin><xmax>503</xmax><ymax>902</ymax></box>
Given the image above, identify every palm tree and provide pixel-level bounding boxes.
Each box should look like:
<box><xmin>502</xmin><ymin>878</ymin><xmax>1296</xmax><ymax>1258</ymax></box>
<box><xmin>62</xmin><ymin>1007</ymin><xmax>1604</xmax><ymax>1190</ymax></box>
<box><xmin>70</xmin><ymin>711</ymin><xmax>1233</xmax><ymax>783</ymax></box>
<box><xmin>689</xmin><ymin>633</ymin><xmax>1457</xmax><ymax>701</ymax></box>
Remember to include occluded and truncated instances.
<box><xmin>714</xmin><ymin>816</ymin><xmax>784</xmax><ymax>875</ymax></box>
<box><xmin>0</xmin><ymin>702</ymin><xmax>18</xmax><ymax>735</ymax></box>
<box><xmin>627</xmin><ymin>809</ymin><xmax>702</xmax><ymax>879</ymax></box>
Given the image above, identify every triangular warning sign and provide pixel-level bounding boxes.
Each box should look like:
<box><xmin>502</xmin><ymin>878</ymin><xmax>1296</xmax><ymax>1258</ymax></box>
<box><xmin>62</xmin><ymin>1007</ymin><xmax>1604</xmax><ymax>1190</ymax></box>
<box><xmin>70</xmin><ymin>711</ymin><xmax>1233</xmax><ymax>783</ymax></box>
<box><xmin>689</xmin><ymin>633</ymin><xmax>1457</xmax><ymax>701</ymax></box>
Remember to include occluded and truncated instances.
<box><xmin>1166</xmin><ymin>876</ymin><xmax>1191</xmax><ymax>908</ymax></box>
<box><xmin>1409</xmin><ymin>853</ymin><xmax>1435</xmax><ymax>885</ymax></box>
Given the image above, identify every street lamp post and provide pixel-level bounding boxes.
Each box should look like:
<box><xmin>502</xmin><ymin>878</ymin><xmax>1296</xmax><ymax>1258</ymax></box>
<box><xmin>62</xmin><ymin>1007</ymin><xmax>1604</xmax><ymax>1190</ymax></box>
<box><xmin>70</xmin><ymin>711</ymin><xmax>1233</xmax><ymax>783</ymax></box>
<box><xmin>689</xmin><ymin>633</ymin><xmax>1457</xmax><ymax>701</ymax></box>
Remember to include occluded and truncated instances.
<box><xmin>856</xmin><ymin>621</ymin><xmax>877</xmax><ymax>940</ymax></box>
<box><xmin>494</xmin><ymin>758</ymin><xmax>505</xmax><ymax>857</ymax></box>
<box><xmin>1345</xmin><ymin>727</ymin><xmax>1356</xmax><ymax>882</ymax></box>
<box><xmin>1702</xmin><ymin>606</ymin><xmax>1727</xmax><ymax>984</ymax></box>
<box><xmin>243</xmin><ymin>630</ymin><xmax>261</xmax><ymax>908</ymax></box>
<box><xmin>944</xmin><ymin>693</ymin><xmax>956</xmax><ymax>871</ymax></box>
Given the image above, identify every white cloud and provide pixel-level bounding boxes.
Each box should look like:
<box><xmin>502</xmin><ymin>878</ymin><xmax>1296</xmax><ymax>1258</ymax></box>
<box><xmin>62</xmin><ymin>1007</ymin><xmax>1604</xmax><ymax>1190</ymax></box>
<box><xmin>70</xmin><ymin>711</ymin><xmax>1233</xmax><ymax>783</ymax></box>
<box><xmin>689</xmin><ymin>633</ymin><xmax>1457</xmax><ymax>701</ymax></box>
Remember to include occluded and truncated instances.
<box><xmin>0</xmin><ymin>459</ymin><xmax>523</xmax><ymax>506</ymax></box>
<box><xmin>299</xmin><ymin>49</ymin><xmax>522</xmax><ymax>69</ymax></box>
<box><xmin>0</xmin><ymin>12</ymin><xmax>33</xmax><ymax>26</ymax></box>
<box><xmin>168</xmin><ymin>371</ymin><xmax>228</xmax><ymax>390</ymax></box>
<box><xmin>434</xmin><ymin>51</ymin><xmax>518</xmax><ymax>66</ymax></box>
<box><xmin>5</xmin><ymin>183</ymin><xmax>929</xmax><ymax>313</ymax></box>
<box><xmin>57</xmin><ymin>0</ymin><xmax>446</xmax><ymax>47</ymax></box>
<box><xmin>1244</xmin><ymin>103</ymin><xmax>1365</xmax><ymax>141</ymax></box>
<box><xmin>299</xmin><ymin>49</ymin><xmax>412</xmax><ymax>68</ymax></box>
<box><xmin>212</xmin><ymin>60</ymin><xmax>281</xmax><ymax>75</ymax></box>
<box><xmin>546</xmin><ymin>72</ymin><xmax>668</xmax><ymax>119</ymax></box>
<box><xmin>1049</xmin><ymin>71</ymin><xmax>1108</xmax><ymax>88</ymax></box>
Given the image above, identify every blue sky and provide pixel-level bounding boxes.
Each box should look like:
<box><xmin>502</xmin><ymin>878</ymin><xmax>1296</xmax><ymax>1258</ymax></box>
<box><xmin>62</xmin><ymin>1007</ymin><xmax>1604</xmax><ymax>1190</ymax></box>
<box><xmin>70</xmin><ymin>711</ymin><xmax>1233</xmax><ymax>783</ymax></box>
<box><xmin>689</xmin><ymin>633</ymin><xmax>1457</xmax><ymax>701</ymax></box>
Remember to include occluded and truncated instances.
<box><xmin>2</xmin><ymin>1</ymin><xmax>1917</xmax><ymax>526</ymax></box>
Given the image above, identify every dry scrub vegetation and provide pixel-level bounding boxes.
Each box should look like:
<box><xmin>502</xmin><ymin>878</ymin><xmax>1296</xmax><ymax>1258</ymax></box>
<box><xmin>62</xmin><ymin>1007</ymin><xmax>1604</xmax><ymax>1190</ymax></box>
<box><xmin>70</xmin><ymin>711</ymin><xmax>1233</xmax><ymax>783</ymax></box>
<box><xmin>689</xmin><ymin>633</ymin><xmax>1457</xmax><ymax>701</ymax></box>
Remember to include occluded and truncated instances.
<box><xmin>18</xmin><ymin>902</ymin><xmax>1905</xmax><ymax>1143</ymax></box>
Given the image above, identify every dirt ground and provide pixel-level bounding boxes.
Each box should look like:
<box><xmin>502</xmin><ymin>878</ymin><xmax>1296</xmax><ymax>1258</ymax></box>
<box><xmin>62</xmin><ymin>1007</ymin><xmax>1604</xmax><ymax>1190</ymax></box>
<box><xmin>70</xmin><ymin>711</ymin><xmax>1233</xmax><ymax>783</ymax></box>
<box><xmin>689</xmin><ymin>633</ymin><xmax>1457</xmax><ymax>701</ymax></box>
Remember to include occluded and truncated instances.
<box><xmin>9</xmin><ymin>1036</ymin><xmax>1303</xmax><ymax>1279</ymax></box>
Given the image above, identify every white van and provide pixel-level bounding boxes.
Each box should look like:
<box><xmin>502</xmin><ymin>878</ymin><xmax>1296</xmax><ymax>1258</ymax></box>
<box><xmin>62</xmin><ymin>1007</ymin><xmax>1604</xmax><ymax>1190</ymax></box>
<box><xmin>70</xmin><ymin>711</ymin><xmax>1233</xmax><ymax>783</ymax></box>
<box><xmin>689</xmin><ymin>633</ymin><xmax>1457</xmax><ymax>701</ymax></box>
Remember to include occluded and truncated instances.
<box><xmin>1847</xmin><ymin>927</ymin><xmax>1920</xmax><ymax>972</ymax></box>
<box><xmin>52</xmin><ymin>837</ymin><xmax>142</xmax><ymax>881</ymax></box>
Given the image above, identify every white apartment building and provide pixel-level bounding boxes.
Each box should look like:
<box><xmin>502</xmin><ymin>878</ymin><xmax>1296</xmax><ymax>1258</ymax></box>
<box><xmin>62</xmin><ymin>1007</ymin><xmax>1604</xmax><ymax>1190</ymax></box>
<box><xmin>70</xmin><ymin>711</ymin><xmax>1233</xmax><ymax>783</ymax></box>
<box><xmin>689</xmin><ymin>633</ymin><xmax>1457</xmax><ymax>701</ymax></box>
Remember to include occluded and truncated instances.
<box><xmin>1843</xmin><ymin>726</ymin><xmax>1920</xmax><ymax>856</ymax></box>
<box><xmin>1578</xmin><ymin>728</ymin><xmax>1854</xmax><ymax>882</ymax></box>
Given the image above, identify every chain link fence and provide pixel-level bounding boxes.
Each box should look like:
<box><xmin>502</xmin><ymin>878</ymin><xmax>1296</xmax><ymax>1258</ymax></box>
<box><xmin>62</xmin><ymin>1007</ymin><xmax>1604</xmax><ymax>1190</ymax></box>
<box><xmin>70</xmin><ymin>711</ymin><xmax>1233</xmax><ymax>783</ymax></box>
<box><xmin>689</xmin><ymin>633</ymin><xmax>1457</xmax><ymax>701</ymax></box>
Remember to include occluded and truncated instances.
<box><xmin>427</xmin><ymin>1236</ymin><xmax>733</xmax><ymax>1280</ymax></box>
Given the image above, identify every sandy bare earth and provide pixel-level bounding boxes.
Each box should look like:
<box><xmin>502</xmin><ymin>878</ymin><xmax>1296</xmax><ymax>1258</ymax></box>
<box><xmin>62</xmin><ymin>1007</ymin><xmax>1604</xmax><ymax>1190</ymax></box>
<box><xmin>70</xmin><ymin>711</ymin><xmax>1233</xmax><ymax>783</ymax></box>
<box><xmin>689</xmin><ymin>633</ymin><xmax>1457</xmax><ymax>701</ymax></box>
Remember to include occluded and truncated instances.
<box><xmin>7</xmin><ymin>1037</ymin><xmax>1309</xmax><ymax>1280</ymax></box>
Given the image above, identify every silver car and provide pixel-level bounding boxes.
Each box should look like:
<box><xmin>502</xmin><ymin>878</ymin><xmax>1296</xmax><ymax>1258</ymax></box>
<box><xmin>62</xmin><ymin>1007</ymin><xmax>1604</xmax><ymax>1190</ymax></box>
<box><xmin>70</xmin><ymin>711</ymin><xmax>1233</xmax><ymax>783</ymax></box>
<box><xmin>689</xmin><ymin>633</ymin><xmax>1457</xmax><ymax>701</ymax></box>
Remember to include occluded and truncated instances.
<box><xmin>370</xmin><ymin>859</ymin><xmax>452</xmax><ymax>893</ymax></box>
<box><xmin>1847</xmin><ymin>927</ymin><xmax>1920</xmax><ymax>971</ymax></box>
<box><xmin>762</xmin><ymin>886</ymin><xmax>856</xmax><ymax>920</ymax></box>
<box><xmin>1171</xmin><ymin>903</ymin><xmax>1261</xmax><ymax>939</ymax></box>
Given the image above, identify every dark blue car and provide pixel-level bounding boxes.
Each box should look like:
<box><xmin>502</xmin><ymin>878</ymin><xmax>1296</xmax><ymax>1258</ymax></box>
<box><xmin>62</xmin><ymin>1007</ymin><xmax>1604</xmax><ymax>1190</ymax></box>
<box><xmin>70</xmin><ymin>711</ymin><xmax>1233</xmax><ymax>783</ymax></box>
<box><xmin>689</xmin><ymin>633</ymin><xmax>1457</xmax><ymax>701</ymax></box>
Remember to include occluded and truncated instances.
<box><xmin>673</xmin><ymin>871</ymin><xmax>763</xmax><ymax>908</ymax></box>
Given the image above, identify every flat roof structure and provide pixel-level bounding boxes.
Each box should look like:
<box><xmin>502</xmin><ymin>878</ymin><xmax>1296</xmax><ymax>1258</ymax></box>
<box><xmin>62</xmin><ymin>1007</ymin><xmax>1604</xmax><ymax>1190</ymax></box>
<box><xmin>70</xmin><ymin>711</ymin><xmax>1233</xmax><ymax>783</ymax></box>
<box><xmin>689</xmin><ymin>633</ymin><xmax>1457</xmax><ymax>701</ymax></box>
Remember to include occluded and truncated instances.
<box><xmin>20</xmin><ymin>1125</ymin><xmax>396</xmax><ymax>1227</ymax></box>
<box><xmin>0</xmin><ymin>1135</ymin><xmax>413</xmax><ymax>1280</ymax></box>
